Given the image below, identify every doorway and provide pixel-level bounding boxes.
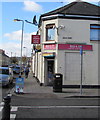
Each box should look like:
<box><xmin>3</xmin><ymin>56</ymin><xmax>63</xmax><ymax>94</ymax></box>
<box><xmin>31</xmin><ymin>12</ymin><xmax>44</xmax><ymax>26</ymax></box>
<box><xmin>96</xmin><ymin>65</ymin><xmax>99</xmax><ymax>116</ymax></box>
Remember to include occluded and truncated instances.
<box><xmin>45</xmin><ymin>58</ymin><xmax>54</xmax><ymax>86</ymax></box>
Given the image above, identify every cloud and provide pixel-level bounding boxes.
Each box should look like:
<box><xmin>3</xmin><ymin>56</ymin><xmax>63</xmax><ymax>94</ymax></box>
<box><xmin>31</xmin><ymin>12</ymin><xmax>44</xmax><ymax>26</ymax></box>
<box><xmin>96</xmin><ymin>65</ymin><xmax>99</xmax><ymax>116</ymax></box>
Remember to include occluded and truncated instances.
<box><xmin>0</xmin><ymin>42</ymin><xmax>21</xmax><ymax>57</ymax></box>
<box><xmin>3</xmin><ymin>31</ymin><xmax>36</xmax><ymax>57</ymax></box>
<box><xmin>23</xmin><ymin>1</ymin><xmax>43</xmax><ymax>12</ymax></box>
<box><xmin>4</xmin><ymin>30</ymin><xmax>36</xmax><ymax>41</ymax></box>
<box><xmin>4</xmin><ymin>30</ymin><xmax>22</xmax><ymax>41</ymax></box>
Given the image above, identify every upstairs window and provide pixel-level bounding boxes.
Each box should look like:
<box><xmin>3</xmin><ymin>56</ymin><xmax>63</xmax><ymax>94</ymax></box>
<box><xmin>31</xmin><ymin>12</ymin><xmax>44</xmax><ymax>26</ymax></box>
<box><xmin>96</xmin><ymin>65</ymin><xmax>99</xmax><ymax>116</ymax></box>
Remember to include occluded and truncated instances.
<box><xmin>90</xmin><ymin>24</ymin><xmax>100</xmax><ymax>41</ymax></box>
<box><xmin>46</xmin><ymin>24</ymin><xmax>55</xmax><ymax>41</ymax></box>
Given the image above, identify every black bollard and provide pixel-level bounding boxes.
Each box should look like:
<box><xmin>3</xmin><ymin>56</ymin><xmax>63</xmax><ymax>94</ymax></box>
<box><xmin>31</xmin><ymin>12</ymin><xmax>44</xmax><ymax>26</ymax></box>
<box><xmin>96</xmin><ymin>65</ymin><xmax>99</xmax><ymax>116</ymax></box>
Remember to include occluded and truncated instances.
<box><xmin>1</xmin><ymin>95</ymin><xmax>11</xmax><ymax>120</ymax></box>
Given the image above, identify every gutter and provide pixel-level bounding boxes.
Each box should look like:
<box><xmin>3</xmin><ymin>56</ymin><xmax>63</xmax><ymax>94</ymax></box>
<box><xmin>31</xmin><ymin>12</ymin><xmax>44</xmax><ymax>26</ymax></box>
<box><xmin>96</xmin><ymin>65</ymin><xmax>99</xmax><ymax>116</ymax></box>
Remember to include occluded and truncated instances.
<box><xmin>40</xmin><ymin>14</ymin><xmax>100</xmax><ymax>23</ymax></box>
<box><xmin>42</xmin><ymin>14</ymin><xmax>100</xmax><ymax>19</ymax></box>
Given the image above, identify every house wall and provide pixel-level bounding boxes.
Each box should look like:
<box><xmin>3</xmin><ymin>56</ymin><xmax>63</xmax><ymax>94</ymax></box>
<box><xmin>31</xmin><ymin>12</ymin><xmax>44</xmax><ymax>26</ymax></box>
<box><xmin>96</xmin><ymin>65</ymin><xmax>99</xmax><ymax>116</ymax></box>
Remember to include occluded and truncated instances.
<box><xmin>0</xmin><ymin>53</ymin><xmax>10</xmax><ymax>66</ymax></box>
<box><xmin>57</xmin><ymin>19</ymin><xmax>99</xmax><ymax>85</ymax></box>
<box><xmin>58</xmin><ymin>19</ymin><xmax>98</xmax><ymax>43</ymax></box>
<box><xmin>0</xmin><ymin>54</ymin><xmax>2</xmax><ymax>66</ymax></box>
<box><xmin>31</xmin><ymin>54</ymin><xmax>35</xmax><ymax>75</ymax></box>
<box><xmin>40</xmin><ymin>19</ymin><xmax>58</xmax><ymax>85</ymax></box>
<box><xmin>37</xmin><ymin>52</ymin><xmax>42</xmax><ymax>82</ymax></box>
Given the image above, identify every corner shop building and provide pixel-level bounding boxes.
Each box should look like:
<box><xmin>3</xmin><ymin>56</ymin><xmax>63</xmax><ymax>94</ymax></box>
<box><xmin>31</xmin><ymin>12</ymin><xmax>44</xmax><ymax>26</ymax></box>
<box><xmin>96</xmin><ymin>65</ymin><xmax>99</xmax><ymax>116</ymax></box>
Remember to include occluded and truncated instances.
<box><xmin>32</xmin><ymin>1</ymin><xmax>100</xmax><ymax>87</ymax></box>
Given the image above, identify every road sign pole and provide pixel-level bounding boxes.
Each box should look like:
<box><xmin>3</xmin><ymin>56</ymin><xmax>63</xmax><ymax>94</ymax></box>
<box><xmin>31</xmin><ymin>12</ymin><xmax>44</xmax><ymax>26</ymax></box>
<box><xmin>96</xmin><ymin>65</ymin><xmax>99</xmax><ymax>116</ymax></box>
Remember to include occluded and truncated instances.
<box><xmin>80</xmin><ymin>46</ymin><xmax>83</xmax><ymax>95</ymax></box>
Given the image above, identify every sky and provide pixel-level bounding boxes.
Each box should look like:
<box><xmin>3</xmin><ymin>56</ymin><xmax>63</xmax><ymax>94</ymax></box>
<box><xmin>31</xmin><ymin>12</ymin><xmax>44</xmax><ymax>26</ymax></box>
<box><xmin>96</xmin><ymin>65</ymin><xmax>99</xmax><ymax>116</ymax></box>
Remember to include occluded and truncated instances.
<box><xmin>0</xmin><ymin>0</ymin><xmax>99</xmax><ymax>57</ymax></box>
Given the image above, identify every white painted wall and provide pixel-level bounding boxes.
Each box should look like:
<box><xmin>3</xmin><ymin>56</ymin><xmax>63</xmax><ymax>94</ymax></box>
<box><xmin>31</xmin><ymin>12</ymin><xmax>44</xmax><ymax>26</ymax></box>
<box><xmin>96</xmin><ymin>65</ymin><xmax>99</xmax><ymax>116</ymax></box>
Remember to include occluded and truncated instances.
<box><xmin>57</xmin><ymin>19</ymin><xmax>99</xmax><ymax>85</ymax></box>
<box><xmin>58</xmin><ymin>19</ymin><xmax>98</xmax><ymax>44</ymax></box>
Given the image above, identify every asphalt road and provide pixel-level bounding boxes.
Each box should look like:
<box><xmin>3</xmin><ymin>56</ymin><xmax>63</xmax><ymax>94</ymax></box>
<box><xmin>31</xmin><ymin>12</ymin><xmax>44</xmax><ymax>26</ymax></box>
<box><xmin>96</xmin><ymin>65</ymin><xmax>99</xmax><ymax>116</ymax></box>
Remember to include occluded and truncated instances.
<box><xmin>1</xmin><ymin>83</ymin><xmax>15</xmax><ymax>98</ymax></box>
<box><xmin>16</xmin><ymin>107</ymin><xmax>99</xmax><ymax>119</ymax></box>
<box><xmin>11</xmin><ymin>94</ymin><xmax>100</xmax><ymax>119</ymax></box>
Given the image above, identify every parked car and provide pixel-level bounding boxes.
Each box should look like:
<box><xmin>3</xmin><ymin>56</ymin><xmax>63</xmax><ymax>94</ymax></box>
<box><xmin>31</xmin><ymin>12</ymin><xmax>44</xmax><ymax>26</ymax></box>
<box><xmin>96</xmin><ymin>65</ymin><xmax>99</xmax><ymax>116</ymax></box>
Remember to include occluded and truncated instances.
<box><xmin>13</xmin><ymin>66</ymin><xmax>23</xmax><ymax>74</ymax></box>
<box><xmin>0</xmin><ymin>67</ymin><xmax>13</xmax><ymax>87</ymax></box>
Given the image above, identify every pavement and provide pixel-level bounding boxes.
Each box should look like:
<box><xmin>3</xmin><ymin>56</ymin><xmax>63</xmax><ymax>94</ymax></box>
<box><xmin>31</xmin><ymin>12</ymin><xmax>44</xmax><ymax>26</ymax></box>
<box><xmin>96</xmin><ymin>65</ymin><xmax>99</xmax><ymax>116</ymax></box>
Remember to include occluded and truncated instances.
<box><xmin>11</xmin><ymin>71</ymin><xmax>100</xmax><ymax>99</ymax></box>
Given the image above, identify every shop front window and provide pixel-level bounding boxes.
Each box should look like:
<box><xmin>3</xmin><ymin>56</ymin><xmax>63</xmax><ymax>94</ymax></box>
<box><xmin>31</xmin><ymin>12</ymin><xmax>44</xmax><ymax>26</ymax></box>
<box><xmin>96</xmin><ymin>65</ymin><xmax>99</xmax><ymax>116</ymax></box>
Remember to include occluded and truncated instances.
<box><xmin>90</xmin><ymin>24</ymin><xmax>100</xmax><ymax>41</ymax></box>
<box><xmin>46</xmin><ymin>24</ymin><xmax>55</xmax><ymax>41</ymax></box>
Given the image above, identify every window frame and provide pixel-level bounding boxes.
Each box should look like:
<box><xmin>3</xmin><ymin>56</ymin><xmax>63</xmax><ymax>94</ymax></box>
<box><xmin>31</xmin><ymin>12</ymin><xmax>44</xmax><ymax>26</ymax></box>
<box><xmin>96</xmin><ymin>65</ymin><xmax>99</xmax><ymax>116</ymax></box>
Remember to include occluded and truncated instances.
<box><xmin>90</xmin><ymin>24</ymin><xmax>100</xmax><ymax>41</ymax></box>
<box><xmin>46</xmin><ymin>24</ymin><xmax>55</xmax><ymax>41</ymax></box>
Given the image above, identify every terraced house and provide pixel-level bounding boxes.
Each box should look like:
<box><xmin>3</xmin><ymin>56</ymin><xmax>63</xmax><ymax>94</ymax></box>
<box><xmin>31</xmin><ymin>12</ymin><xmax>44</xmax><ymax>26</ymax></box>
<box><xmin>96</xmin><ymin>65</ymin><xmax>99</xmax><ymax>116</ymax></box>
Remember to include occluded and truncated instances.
<box><xmin>32</xmin><ymin>1</ymin><xmax>100</xmax><ymax>87</ymax></box>
<box><xmin>0</xmin><ymin>49</ymin><xmax>10</xmax><ymax>66</ymax></box>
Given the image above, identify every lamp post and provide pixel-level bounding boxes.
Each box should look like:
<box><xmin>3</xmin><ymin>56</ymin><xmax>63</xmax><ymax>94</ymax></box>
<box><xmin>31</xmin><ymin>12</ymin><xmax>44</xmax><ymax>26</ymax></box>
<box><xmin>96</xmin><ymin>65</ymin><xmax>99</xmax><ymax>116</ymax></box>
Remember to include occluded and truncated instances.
<box><xmin>23</xmin><ymin>47</ymin><xmax>27</xmax><ymax>65</ymax></box>
<box><xmin>23</xmin><ymin>47</ymin><xmax>27</xmax><ymax>57</ymax></box>
<box><xmin>25</xmin><ymin>16</ymin><xmax>38</xmax><ymax>70</ymax></box>
<box><xmin>14</xmin><ymin>19</ymin><xmax>24</xmax><ymax>76</ymax></box>
<box><xmin>11</xmin><ymin>52</ymin><xmax>12</xmax><ymax>57</ymax></box>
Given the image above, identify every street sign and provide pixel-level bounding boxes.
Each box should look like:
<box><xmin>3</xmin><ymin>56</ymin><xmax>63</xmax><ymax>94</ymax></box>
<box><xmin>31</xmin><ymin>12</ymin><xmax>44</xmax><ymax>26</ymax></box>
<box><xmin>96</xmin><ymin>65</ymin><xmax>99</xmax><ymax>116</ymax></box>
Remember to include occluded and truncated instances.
<box><xmin>31</xmin><ymin>35</ymin><xmax>40</xmax><ymax>44</ymax></box>
<box><xmin>15</xmin><ymin>77</ymin><xmax>24</xmax><ymax>93</ymax></box>
<box><xmin>80</xmin><ymin>46</ymin><xmax>83</xmax><ymax>55</ymax></box>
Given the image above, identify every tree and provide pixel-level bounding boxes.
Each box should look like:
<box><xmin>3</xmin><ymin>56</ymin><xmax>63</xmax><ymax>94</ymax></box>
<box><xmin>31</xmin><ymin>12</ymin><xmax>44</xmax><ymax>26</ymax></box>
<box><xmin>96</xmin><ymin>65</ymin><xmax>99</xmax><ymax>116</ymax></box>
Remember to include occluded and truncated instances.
<box><xmin>22</xmin><ymin>56</ymin><xmax>27</xmax><ymax>64</ymax></box>
<box><xmin>10</xmin><ymin>57</ymin><xmax>18</xmax><ymax>64</ymax></box>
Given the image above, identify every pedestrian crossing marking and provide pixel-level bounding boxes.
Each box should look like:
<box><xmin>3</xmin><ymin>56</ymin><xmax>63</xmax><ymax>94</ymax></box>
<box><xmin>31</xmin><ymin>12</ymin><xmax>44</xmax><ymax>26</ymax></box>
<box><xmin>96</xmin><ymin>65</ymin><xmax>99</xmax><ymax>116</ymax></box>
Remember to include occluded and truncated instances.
<box><xmin>0</xmin><ymin>106</ymin><xmax>18</xmax><ymax>112</ymax></box>
<box><xmin>16</xmin><ymin>105</ymin><xmax>100</xmax><ymax>109</ymax></box>
<box><xmin>11</xmin><ymin>106</ymin><xmax>18</xmax><ymax>111</ymax></box>
<box><xmin>0</xmin><ymin>106</ymin><xmax>18</xmax><ymax>120</ymax></box>
<box><xmin>0</xmin><ymin>107</ymin><xmax>3</xmax><ymax>111</ymax></box>
<box><xmin>10</xmin><ymin>114</ymin><xmax>16</xmax><ymax>119</ymax></box>
<box><xmin>0</xmin><ymin>102</ymin><xmax>4</xmax><ymax>105</ymax></box>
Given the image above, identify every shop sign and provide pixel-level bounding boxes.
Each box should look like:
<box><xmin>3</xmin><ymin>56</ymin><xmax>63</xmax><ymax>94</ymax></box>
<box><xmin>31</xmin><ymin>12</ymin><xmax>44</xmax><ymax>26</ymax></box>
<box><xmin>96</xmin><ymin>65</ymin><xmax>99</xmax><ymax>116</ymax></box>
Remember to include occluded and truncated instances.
<box><xmin>58</xmin><ymin>44</ymin><xmax>92</xmax><ymax>51</ymax></box>
<box><xmin>44</xmin><ymin>44</ymin><xmax>56</xmax><ymax>50</ymax></box>
<box><xmin>31</xmin><ymin>35</ymin><xmax>40</xmax><ymax>44</ymax></box>
<box><xmin>43</xmin><ymin>52</ymin><xmax>55</xmax><ymax>57</ymax></box>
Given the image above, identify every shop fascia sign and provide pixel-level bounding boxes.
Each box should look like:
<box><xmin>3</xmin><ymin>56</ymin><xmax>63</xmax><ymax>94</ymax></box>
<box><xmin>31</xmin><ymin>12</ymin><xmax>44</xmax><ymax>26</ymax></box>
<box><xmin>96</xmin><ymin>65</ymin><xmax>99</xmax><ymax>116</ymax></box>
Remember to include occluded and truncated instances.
<box><xmin>44</xmin><ymin>44</ymin><xmax>56</xmax><ymax>50</ymax></box>
<box><xmin>31</xmin><ymin>35</ymin><xmax>40</xmax><ymax>44</ymax></box>
<box><xmin>58</xmin><ymin>44</ymin><xmax>93</xmax><ymax>51</ymax></box>
<box><xmin>42</xmin><ymin>52</ymin><xmax>55</xmax><ymax>57</ymax></box>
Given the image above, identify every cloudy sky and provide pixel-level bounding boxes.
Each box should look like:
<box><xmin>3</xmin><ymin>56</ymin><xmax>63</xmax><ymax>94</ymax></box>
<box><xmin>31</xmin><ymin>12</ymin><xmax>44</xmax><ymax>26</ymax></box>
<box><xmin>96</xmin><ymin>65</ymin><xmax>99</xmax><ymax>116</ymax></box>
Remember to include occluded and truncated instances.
<box><xmin>1</xmin><ymin>0</ymin><xmax>99</xmax><ymax>57</ymax></box>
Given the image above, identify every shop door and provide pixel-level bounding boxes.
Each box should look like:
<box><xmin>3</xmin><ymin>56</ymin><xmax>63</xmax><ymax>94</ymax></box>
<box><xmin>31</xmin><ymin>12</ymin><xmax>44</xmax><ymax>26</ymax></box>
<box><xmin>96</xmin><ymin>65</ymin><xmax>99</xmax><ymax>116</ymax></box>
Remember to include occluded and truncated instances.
<box><xmin>65</xmin><ymin>52</ymin><xmax>81</xmax><ymax>85</ymax></box>
<box><xmin>47</xmin><ymin>59</ymin><xmax>54</xmax><ymax>85</ymax></box>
